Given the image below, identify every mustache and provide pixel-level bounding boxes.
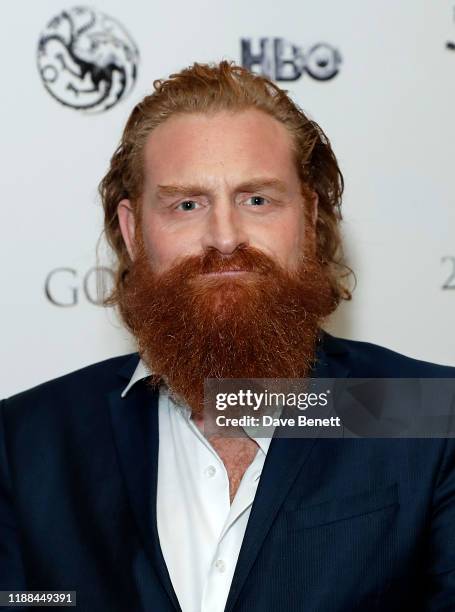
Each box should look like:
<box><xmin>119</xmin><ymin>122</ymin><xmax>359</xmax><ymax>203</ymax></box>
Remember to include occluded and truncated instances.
<box><xmin>150</xmin><ymin>244</ymin><xmax>295</xmax><ymax>279</ymax></box>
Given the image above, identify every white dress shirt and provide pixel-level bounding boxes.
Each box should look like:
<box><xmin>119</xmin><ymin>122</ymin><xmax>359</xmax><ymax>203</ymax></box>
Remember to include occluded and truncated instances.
<box><xmin>122</xmin><ymin>360</ymin><xmax>272</xmax><ymax>612</ymax></box>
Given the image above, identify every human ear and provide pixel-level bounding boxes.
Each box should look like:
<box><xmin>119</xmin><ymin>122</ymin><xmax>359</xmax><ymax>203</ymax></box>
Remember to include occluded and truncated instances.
<box><xmin>308</xmin><ymin>190</ymin><xmax>319</xmax><ymax>228</ymax></box>
<box><xmin>117</xmin><ymin>199</ymin><xmax>136</xmax><ymax>260</ymax></box>
<box><xmin>303</xmin><ymin>190</ymin><xmax>319</xmax><ymax>258</ymax></box>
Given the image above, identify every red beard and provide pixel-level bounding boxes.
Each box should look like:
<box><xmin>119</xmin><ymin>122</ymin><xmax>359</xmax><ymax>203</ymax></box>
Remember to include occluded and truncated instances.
<box><xmin>119</xmin><ymin>242</ymin><xmax>337</xmax><ymax>417</ymax></box>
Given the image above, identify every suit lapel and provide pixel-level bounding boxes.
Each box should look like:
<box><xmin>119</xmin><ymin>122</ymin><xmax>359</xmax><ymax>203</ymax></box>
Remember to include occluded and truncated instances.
<box><xmin>225</xmin><ymin>332</ymin><xmax>351</xmax><ymax>612</ymax></box>
<box><xmin>224</xmin><ymin>434</ymin><xmax>318</xmax><ymax>612</ymax></box>
<box><xmin>107</xmin><ymin>371</ymin><xmax>181</xmax><ymax>611</ymax></box>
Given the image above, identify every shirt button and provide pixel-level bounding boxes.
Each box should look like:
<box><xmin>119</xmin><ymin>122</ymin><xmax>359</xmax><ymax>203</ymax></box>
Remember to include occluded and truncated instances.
<box><xmin>205</xmin><ymin>465</ymin><xmax>217</xmax><ymax>478</ymax></box>
<box><xmin>215</xmin><ymin>559</ymin><xmax>226</xmax><ymax>573</ymax></box>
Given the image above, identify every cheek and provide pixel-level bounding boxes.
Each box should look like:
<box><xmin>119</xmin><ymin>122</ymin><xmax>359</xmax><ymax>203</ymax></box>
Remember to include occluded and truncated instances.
<box><xmin>140</xmin><ymin>213</ymin><xmax>200</xmax><ymax>272</ymax></box>
<box><xmin>252</xmin><ymin>216</ymin><xmax>307</xmax><ymax>268</ymax></box>
<box><xmin>139</xmin><ymin>215</ymin><xmax>173</xmax><ymax>270</ymax></box>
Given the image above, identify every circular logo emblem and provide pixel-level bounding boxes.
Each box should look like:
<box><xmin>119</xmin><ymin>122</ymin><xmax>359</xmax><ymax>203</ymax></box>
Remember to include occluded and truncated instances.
<box><xmin>305</xmin><ymin>43</ymin><xmax>342</xmax><ymax>81</ymax></box>
<box><xmin>37</xmin><ymin>6</ymin><xmax>139</xmax><ymax>113</ymax></box>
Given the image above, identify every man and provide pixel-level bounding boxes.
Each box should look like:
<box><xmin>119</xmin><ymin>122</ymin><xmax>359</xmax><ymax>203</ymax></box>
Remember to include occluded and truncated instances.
<box><xmin>1</xmin><ymin>61</ymin><xmax>454</xmax><ymax>612</ymax></box>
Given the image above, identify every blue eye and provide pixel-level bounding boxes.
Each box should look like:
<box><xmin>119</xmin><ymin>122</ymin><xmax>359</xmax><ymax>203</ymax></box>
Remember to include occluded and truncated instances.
<box><xmin>247</xmin><ymin>196</ymin><xmax>267</xmax><ymax>206</ymax></box>
<box><xmin>177</xmin><ymin>200</ymin><xmax>198</xmax><ymax>211</ymax></box>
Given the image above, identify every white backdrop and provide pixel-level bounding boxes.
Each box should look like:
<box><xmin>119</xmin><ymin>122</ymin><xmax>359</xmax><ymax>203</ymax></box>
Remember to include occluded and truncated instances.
<box><xmin>1</xmin><ymin>0</ymin><xmax>454</xmax><ymax>398</ymax></box>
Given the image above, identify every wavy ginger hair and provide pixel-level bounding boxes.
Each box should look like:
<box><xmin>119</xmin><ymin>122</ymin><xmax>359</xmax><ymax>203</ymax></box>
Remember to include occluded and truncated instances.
<box><xmin>99</xmin><ymin>60</ymin><xmax>352</xmax><ymax>306</ymax></box>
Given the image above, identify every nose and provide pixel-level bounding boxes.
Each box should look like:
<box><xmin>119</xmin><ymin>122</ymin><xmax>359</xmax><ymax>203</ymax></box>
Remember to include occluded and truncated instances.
<box><xmin>201</xmin><ymin>198</ymin><xmax>249</xmax><ymax>255</ymax></box>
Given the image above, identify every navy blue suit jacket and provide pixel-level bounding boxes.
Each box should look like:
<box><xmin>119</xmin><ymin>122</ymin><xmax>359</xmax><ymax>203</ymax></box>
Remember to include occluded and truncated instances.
<box><xmin>1</xmin><ymin>333</ymin><xmax>455</xmax><ymax>611</ymax></box>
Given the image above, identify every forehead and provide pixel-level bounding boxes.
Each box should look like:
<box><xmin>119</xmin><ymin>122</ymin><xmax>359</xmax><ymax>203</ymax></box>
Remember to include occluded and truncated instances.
<box><xmin>142</xmin><ymin>109</ymin><xmax>298</xmax><ymax>188</ymax></box>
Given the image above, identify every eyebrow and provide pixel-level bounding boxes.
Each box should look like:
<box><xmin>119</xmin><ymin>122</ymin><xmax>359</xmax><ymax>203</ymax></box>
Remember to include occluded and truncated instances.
<box><xmin>155</xmin><ymin>177</ymin><xmax>289</xmax><ymax>199</ymax></box>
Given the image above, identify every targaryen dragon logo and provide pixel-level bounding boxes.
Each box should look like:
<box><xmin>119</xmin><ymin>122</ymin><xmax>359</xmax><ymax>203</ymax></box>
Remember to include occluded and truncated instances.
<box><xmin>37</xmin><ymin>6</ymin><xmax>139</xmax><ymax>113</ymax></box>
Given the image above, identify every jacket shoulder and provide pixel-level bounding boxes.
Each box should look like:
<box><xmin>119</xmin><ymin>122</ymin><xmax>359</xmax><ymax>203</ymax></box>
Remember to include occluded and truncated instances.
<box><xmin>323</xmin><ymin>333</ymin><xmax>455</xmax><ymax>377</ymax></box>
<box><xmin>2</xmin><ymin>353</ymin><xmax>140</xmax><ymax>418</ymax></box>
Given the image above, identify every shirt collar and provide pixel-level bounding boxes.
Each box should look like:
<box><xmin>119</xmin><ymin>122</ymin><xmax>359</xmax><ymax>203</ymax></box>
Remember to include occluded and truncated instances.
<box><xmin>121</xmin><ymin>359</ymin><xmax>273</xmax><ymax>453</ymax></box>
<box><xmin>120</xmin><ymin>358</ymin><xmax>151</xmax><ymax>398</ymax></box>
